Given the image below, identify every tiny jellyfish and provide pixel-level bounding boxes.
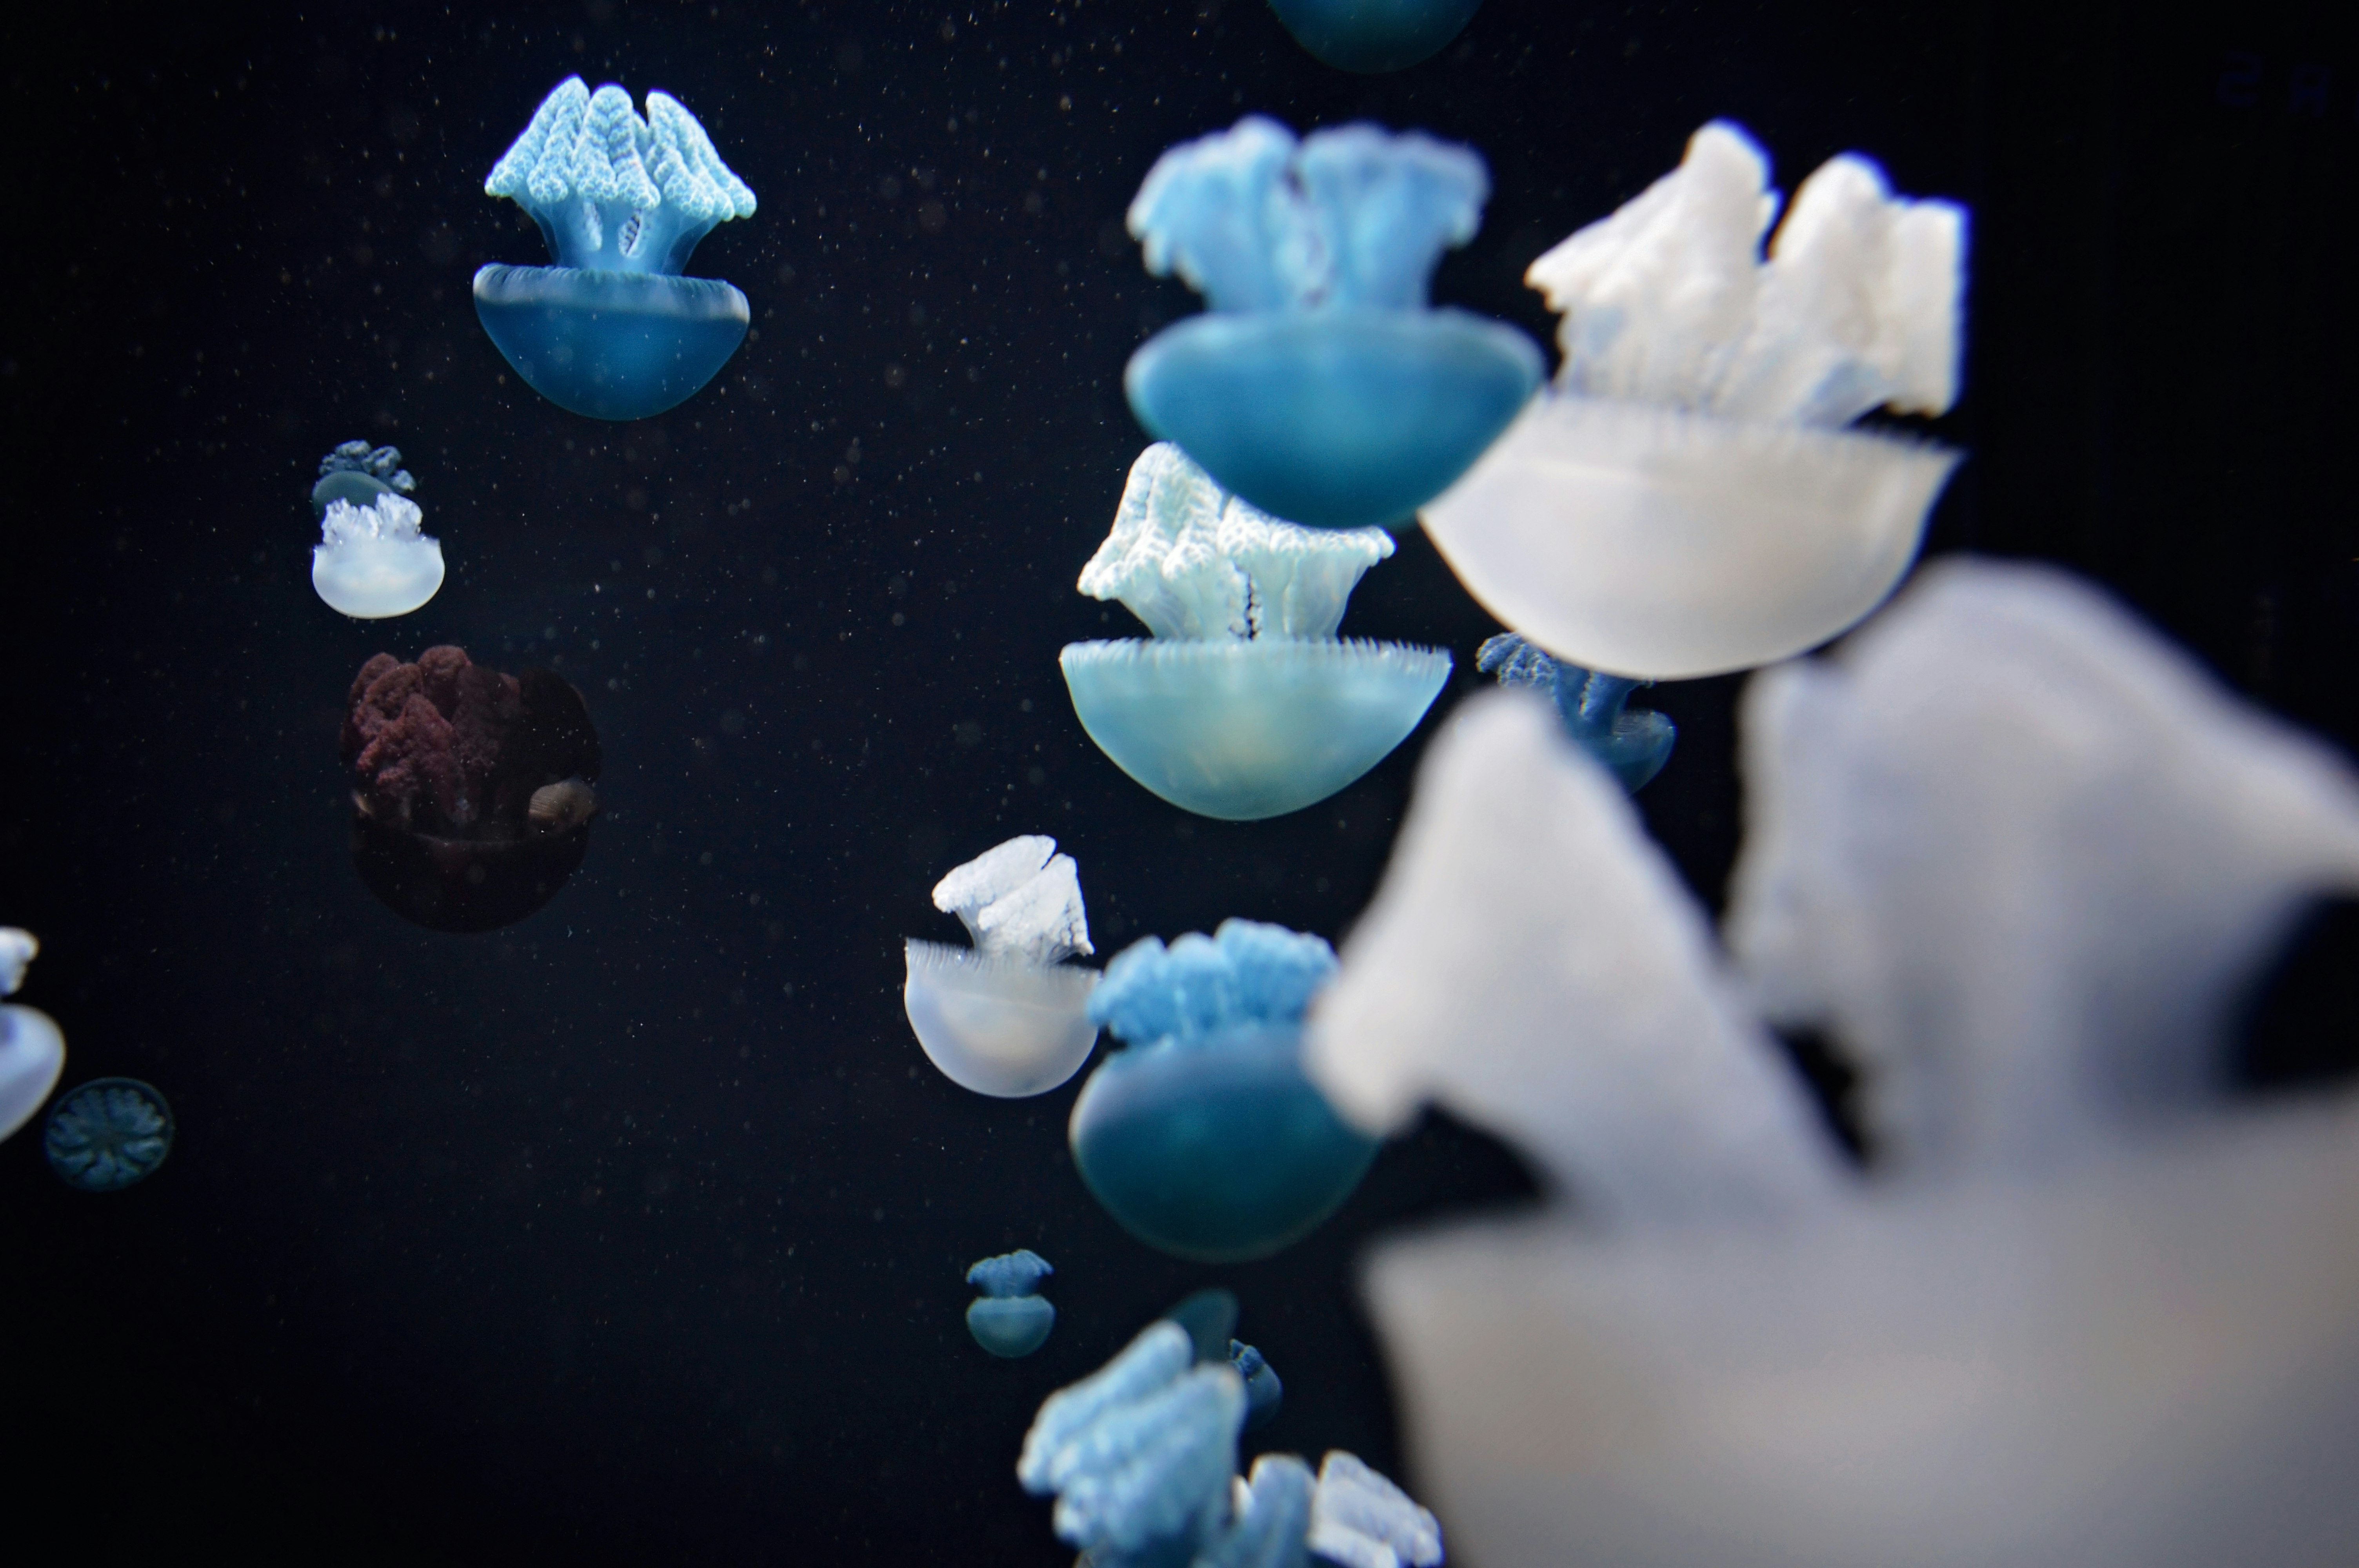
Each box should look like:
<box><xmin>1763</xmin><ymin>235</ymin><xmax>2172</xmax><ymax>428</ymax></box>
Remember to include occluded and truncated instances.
<box><xmin>0</xmin><ymin>928</ymin><xmax>65</xmax><ymax>1146</ymax></box>
<box><xmin>965</xmin><ymin>1248</ymin><xmax>1057</xmax><ymax>1358</ymax></box>
<box><xmin>1125</xmin><ymin>117</ymin><xmax>1541</xmax><ymax>530</ymax></box>
<box><xmin>310</xmin><ymin>439</ymin><xmax>418</xmax><ymax>513</ymax></box>
<box><xmin>1421</xmin><ymin>120</ymin><xmax>1968</xmax><ymax>681</ymax></box>
<box><xmin>1230</xmin><ymin>1339</ymin><xmax>1284</xmax><ymax>1430</ymax></box>
<box><xmin>309</xmin><ymin>441</ymin><xmax>443</xmax><ymax>619</ymax></box>
<box><xmin>44</xmin><ymin>1078</ymin><xmax>173</xmax><ymax>1192</ymax></box>
<box><xmin>1478</xmin><ymin>632</ymin><xmax>1674</xmax><ymax>791</ymax></box>
<box><xmin>1068</xmin><ymin>919</ymin><xmax>1378</xmax><ymax>1262</ymax></box>
<box><xmin>1061</xmin><ymin>443</ymin><xmax>1449</xmax><ymax>821</ymax></box>
<box><xmin>904</xmin><ymin>835</ymin><xmax>1100</xmax><ymax>1097</ymax></box>
<box><xmin>476</xmin><ymin>78</ymin><xmax>758</xmax><ymax>421</ymax></box>
<box><xmin>1265</xmin><ymin>0</ymin><xmax>1485</xmax><ymax>74</ymax></box>
<box><xmin>342</xmin><ymin>646</ymin><xmax>602</xmax><ymax>932</ymax></box>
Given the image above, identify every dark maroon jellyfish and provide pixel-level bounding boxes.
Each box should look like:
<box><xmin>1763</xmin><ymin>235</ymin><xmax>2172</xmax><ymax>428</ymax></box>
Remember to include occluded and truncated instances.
<box><xmin>341</xmin><ymin>646</ymin><xmax>602</xmax><ymax>933</ymax></box>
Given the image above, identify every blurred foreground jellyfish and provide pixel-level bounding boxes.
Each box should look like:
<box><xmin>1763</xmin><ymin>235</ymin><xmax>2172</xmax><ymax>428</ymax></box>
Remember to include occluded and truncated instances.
<box><xmin>1422</xmin><ymin>121</ymin><xmax>1967</xmax><ymax>680</ymax></box>
<box><xmin>1304</xmin><ymin>560</ymin><xmax>2359</xmax><ymax>1568</ymax></box>
<box><xmin>1126</xmin><ymin>117</ymin><xmax>1540</xmax><ymax>530</ymax></box>
<box><xmin>1231</xmin><ymin>1339</ymin><xmax>1284</xmax><ymax>1430</ymax></box>
<box><xmin>966</xmin><ymin>1249</ymin><xmax>1057</xmax><ymax>1358</ymax></box>
<box><xmin>1069</xmin><ymin>919</ymin><xmax>1377</xmax><ymax>1262</ymax></box>
<box><xmin>0</xmin><ymin>928</ymin><xmax>65</xmax><ymax>1146</ymax></box>
<box><xmin>1062</xmin><ymin>444</ymin><xmax>1449</xmax><ymax>820</ymax></box>
<box><xmin>905</xmin><ymin>836</ymin><xmax>1099</xmax><ymax>1097</ymax></box>
<box><xmin>45</xmin><ymin>1078</ymin><xmax>173</xmax><ymax>1192</ymax></box>
<box><xmin>476</xmin><ymin>78</ymin><xmax>757</xmax><ymax>421</ymax></box>
<box><xmin>1478</xmin><ymin>632</ymin><xmax>1673</xmax><ymax>791</ymax></box>
<box><xmin>342</xmin><ymin>646</ymin><xmax>602</xmax><ymax>932</ymax></box>
<box><xmin>309</xmin><ymin>441</ymin><xmax>443</xmax><ymax>619</ymax></box>
<box><xmin>1265</xmin><ymin>0</ymin><xmax>1484</xmax><ymax>73</ymax></box>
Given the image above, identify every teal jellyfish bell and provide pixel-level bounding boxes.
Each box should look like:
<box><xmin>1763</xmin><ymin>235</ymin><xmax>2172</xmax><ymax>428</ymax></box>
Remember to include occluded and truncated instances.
<box><xmin>475</xmin><ymin>79</ymin><xmax>757</xmax><ymax>421</ymax></box>
<box><xmin>1069</xmin><ymin>922</ymin><xmax>1378</xmax><ymax>1263</ymax></box>
<box><xmin>1266</xmin><ymin>0</ymin><xmax>1485</xmax><ymax>73</ymax></box>
<box><xmin>1124</xmin><ymin>117</ymin><xmax>1540</xmax><ymax>530</ymax></box>
<box><xmin>966</xmin><ymin>1249</ymin><xmax>1058</xmax><ymax>1359</ymax></box>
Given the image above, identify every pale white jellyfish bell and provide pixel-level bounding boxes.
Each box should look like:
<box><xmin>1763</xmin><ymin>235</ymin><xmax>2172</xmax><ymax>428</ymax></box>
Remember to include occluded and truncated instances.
<box><xmin>312</xmin><ymin>493</ymin><xmax>446</xmax><ymax>619</ymax></box>
<box><xmin>1420</xmin><ymin>120</ymin><xmax>1967</xmax><ymax>680</ymax></box>
<box><xmin>0</xmin><ymin>927</ymin><xmax>66</xmax><ymax>1145</ymax></box>
<box><xmin>903</xmin><ymin>835</ymin><xmax>1101</xmax><ymax>1098</ymax></box>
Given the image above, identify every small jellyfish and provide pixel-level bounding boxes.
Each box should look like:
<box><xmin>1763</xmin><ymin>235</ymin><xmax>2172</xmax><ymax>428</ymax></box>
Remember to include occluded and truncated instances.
<box><xmin>1061</xmin><ymin>444</ymin><xmax>1449</xmax><ymax>821</ymax></box>
<box><xmin>1265</xmin><ymin>0</ymin><xmax>1485</xmax><ymax>74</ymax></box>
<box><xmin>44</xmin><ymin>1078</ymin><xmax>173</xmax><ymax>1192</ymax></box>
<box><xmin>1421</xmin><ymin>120</ymin><xmax>1968</xmax><ymax>681</ymax></box>
<box><xmin>1125</xmin><ymin>117</ymin><xmax>1541</xmax><ymax>530</ymax></box>
<box><xmin>476</xmin><ymin>78</ymin><xmax>758</xmax><ymax>421</ymax></box>
<box><xmin>342</xmin><ymin>646</ymin><xmax>602</xmax><ymax>932</ymax></box>
<box><xmin>965</xmin><ymin>1248</ymin><xmax>1057</xmax><ymax>1358</ymax></box>
<box><xmin>904</xmin><ymin>835</ymin><xmax>1100</xmax><ymax>1097</ymax></box>
<box><xmin>309</xmin><ymin>439</ymin><xmax>443</xmax><ymax>619</ymax></box>
<box><xmin>310</xmin><ymin>439</ymin><xmax>418</xmax><ymax>512</ymax></box>
<box><xmin>0</xmin><ymin>928</ymin><xmax>65</xmax><ymax>1146</ymax></box>
<box><xmin>1069</xmin><ymin>919</ymin><xmax>1378</xmax><ymax>1262</ymax></box>
<box><xmin>1230</xmin><ymin>1339</ymin><xmax>1284</xmax><ymax>1430</ymax></box>
<box><xmin>1478</xmin><ymin>632</ymin><xmax>1674</xmax><ymax>791</ymax></box>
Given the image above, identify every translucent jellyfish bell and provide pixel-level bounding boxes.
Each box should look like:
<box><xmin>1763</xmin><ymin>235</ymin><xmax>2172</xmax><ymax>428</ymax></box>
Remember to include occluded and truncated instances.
<box><xmin>1422</xmin><ymin>121</ymin><xmax>1968</xmax><ymax>679</ymax></box>
<box><xmin>903</xmin><ymin>835</ymin><xmax>1100</xmax><ymax>1097</ymax></box>
<box><xmin>1125</xmin><ymin>117</ymin><xmax>1541</xmax><ymax>530</ymax></box>
<box><xmin>0</xmin><ymin>928</ymin><xmax>65</xmax><ymax>1146</ymax></box>
<box><xmin>313</xmin><ymin>495</ymin><xmax>445</xmax><ymax>619</ymax></box>
<box><xmin>1266</xmin><ymin>0</ymin><xmax>1486</xmax><ymax>73</ymax></box>
<box><xmin>1061</xmin><ymin>444</ymin><xmax>1449</xmax><ymax>821</ymax></box>
<box><xmin>476</xmin><ymin>78</ymin><xmax>757</xmax><ymax>421</ymax></box>
<box><xmin>45</xmin><ymin>1078</ymin><xmax>173</xmax><ymax>1192</ymax></box>
<box><xmin>965</xmin><ymin>1249</ymin><xmax>1057</xmax><ymax>1358</ymax></box>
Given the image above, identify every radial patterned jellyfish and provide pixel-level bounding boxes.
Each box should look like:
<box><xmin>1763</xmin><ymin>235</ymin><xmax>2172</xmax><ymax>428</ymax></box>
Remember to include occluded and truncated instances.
<box><xmin>476</xmin><ymin>78</ymin><xmax>757</xmax><ymax>421</ymax></box>
<box><xmin>342</xmin><ymin>646</ymin><xmax>602</xmax><ymax>932</ymax></box>
<box><xmin>904</xmin><ymin>836</ymin><xmax>1100</xmax><ymax>1097</ymax></box>
<box><xmin>1068</xmin><ymin>919</ymin><xmax>1378</xmax><ymax>1262</ymax></box>
<box><xmin>309</xmin><ymin>441</ymin><xmax>443</xmax><ymax>619</ymax></box>
<box><xmin>44</xmin><ymin>1078</ymin><xmax>173</xmax><ymax>1192</ymax></box>
<box><xmin>1125</xmin><ymin>116</ymin><xmax>1540</xmax><ymax>530</ymax></box>
<box><xmin>1265</xmin><ymin>0</ymin><xmax>1485</xmax><ymax>73</ymax></box>
<box><xmin>1478</xmin><ymin>632</ymin><xmax>1674</xmax><ymax>791</ymax></box>
<box><xmin>0</xmin><ymin>928</ymin><xmax>64</xmax><ymax>1146</ymax></box>
<box><xmin>1422</xmin><ymin>121</ymin><xmax>1967</xmax><ymax>681</ymax></box>
<box><xmin>965</xmin><ymin>1248</ymin><xmax>1058</xmax><ymax>1359</ymax></box>
<box><xmin>1061</xmin><ymin>444</ymin><xmax>1449</xmax><ymax>821</ymax></box>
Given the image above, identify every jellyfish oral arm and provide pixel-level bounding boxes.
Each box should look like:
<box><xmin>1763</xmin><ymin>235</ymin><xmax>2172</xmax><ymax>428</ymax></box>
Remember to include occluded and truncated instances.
<box><xmin>931</xmin><ymin>835</ymin><xmax>1092</xmax><ymax>965</ymax></box>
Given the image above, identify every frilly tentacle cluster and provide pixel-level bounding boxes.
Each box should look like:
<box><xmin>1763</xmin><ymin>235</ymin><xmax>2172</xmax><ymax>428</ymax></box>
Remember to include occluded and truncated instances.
<box><xmin>931</xmin><ymin>835</ymin><xmax>1092</xmax><ymax>966</ymax></box>
<box><xmin>1089</xmin><ymin>919</ymin><xmax>1339</xmax><ymax>1051</ymax></box>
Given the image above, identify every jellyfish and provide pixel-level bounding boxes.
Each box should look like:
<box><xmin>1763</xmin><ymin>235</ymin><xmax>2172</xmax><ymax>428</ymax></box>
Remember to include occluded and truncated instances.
<box><xmin>0</xmin><ymin>928</ymin><xmax>64</xmax><ymax>1146</ymax></box>
<box><xmin>1306</xmin><ymin>1452</ymin><xmax>1445</xmax><ymax>1568</ymax></box>
<box><xmin>310</xmin><ymin>439</ymin><xmax>416</xmax><ymax>512</ymax></box>
<box><xmin>309</xmin><ymin>439</ymin><xmax>443</xmax><ymax>619</ymax></box>
<box><xmin>1264</xmin><ymin>0</ymin><xmax>1485</xmax><ymax>74</ymax></box>
<box><xmin>476</xmin><ymin>78</ymin><xmax>757</xmax><ymax>421</ymax></box>
<box><xmin>1125</xmin><ymin>117</ymin><xmax>1541</xmax><ymax>531</ymax></box>
<box><xmin>1061</xmin><ymin>443</ymin><xmax>1450</xmax><ymax>821</ymax></box>
<box><xmin>1421</xmin><ymin>121</ymin><xmax>1967</xmax><ymax>681</ymax></box>
<box><xmin>1230</xmin><ymin>1340</ymin><xmax>1284</xmax><ymax>1430</ymax></box>
<box><xmin>904</xmin><ymin>835</ymin><xmax>1100</xmax><ymax>1097</ymax></box>
<box><xmin>965</xmin><ymin>1249</ymin><xmax>1057</xmax><ymax>1359</ymax></box>
<box><xmin>1068</xmin><ymin>919</ymin><xmax>1378</xmax><ymax>1262</ymax></box>
<box><xmin>342</xmin><ymin>646</ymin><xmax>602</xmax><ymax>932</ymax></box>
<box><xmin>44</xmin><ymin>1078</ymin><xmax>173</xmax><ymax>1192</ymax></box>
<box><xmin>1477</xmin><ymin>632</ymin><xmax>1673</xmax><ymax>791</ymax></box>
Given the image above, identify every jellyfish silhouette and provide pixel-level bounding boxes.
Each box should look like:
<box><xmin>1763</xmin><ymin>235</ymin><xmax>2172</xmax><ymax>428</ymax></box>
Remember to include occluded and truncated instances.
<box><xmin>1061</xmin><ymin>444</ymin><xmax>1449</xmax><ymax>821</ymax></box>
<box><xmin>905</xmin><ymin>836</ymin><xmax>1100</xmax><ymax>1097</ymax></box>
<box><xmin>342</xmin><ymin>646</ymin><xmax>602</xmax><ymax>932</ymax></box>
<box><xmin>1478</xmin><ymin>632</ymin><xmax>1674</xmax><ymax>791</ymax></box>
<box><xmin>44</xmin><ymin>1078</ymin><xmax>173</xmax><ymax>1192</ymax></box>
<box><xmin>1125</xmin><ymin>116</ymin><xmax>1541</xmax><ymax>530</ymax></box>
<box><xmin>476</xmin><ymin>77</ymin><xmax>757</xmax><ymax>421</ymax></box>
<box><xmin>965</xmin><ymin>1249</ymin><xmax>1057</xmax><ymax>1358</ymax></box>
<box><xmin>1265</xmin><ymin>0</ymin><xmax>1484</xmax><ymax>73</ymax></box>
<box><xmin>1230</xmin><ymin>1340</ymin><xmax>1284</xmax><ymax>1430</ymax></box>
<box><xmin>1422</xmin><ymin>121</ymin><xmax>1966</xmax><ymax>681</ymax></box>
<box><xmin>310</xmin><ymin>441</ymin><xmax>443</xmax><ymax>619</ymax></box>
<box><xmin>0</xmin><ymin>929</ymin><xmax>64</xmax><ymax>1146</ymax></box>
<box><xmin>1068</xmin><ymin>919</ymin><xmax>1378</xmax><ymax>1262</ymax></box>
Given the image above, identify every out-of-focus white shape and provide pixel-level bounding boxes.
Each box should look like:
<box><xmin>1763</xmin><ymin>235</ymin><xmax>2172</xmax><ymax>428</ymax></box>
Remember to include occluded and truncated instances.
<box><xmin>0</xmin><ymin>927</ymin><xmax>35</xmax><ymax>996</ymax></box>
<box><xmin>932</xmin><ymin>834</ymin><xmax>1092</xmax><ymax>965</ymax></box>
<box><xmin>311</xmin><ymin>494</ymin><xmax>445</xmax><ymax>619</ymax></box>
<box><xmin>905</xmin><ymin>835</ymin><xmax>1099</xmax><ymax>1098</ymax></box>
<box><xmin>0</xmin><ymin>929</ymin><xmax>63</xmax><ymax>1144</ymax></box>
<box><xmin>1307</xmin><ymin>1450</ymin><xmax>1444</xmax><ymax>1568</ymax></box>
<box><xmin>1726</xmin><ymin>559</ymin><xmax>2359</xmax><ymax>1178</ymax></box>
<box><xmin>1304</xmin><ymin>691</ymin><xmax>1844</xmax><ymax>1223</ymax></box>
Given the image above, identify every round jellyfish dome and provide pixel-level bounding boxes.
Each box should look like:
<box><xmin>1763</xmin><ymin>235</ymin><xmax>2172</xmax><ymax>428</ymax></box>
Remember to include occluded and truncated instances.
<box><xmin>904</xmin><ymin>836</ymin><xmax>1100</xmax><ymax>1097</ymax></box>
<box><xmin>1265</xmin><ymin>0</ymin><xmax>1486</xmax><ymax>73</ymax></box>
<box><xmin>313</xmin><ymin>495</ymin><xmax>445</xmax><ymax>619</ymax></box>
<box><xmin>965</xmin><ymin>1249</ymin><xmax>1058</xmax><ymax>1359</ymax></box>
<box><xmin>0</xmin><ymin>927</ymin><xmax>65</xmax><ymax>1146</ymax></box>
<box><xmin>44</xmin><ymin>1078</ymin><xmax>173</xmax><ymax>1192</ymax></box>
<box><xmin>310</xmin><ymin>439</ymin><xmax>417</xmax><ymax>514</ymax></box>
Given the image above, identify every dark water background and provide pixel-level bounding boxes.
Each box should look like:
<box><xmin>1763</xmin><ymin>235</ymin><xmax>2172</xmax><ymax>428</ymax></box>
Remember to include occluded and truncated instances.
<box><xmin>2</xmin><ymin>0</ymin><xmax>2354</xmax><ymax>1562</ymax></box>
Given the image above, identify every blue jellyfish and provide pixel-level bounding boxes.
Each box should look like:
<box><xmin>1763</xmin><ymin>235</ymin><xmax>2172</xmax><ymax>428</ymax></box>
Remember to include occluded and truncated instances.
<box><xmin>0</xmin><ymin>928</ymin><xmax>64</xmax><ymax>1146</ymax></box>
<box><xmin>1124</xmin><ymin>116</ymin><xmax>1541</xmax><ymax>531</ymax></box>
<box><xmin>905</xmin><ymin>836</ymin><xmax>1100</xmax><ymax>1097</ymax></box>
<box><xmin>1265</xmin><ymin>0</ymin><xmax>1485</xmax><ymax>74</ymax></box>
<box><xmin>310</xmin><ymin>442</ymin><xmax>442</xmax><ymax>619</ymax></box>
<box><xmin>1061</xmin><ymin>444</ymin><xmax>1450</xmax><ymax>821</ymax></box>
<box><xmin>310</xmin><ymin>440</ymin><xmax>416</xmax><ymax>512</ymax></box>
<box><xmin>476</xmin><ymin>78</ymin><xmax>757</xmax><ymax>421</ymax></box>
<box><xmin>1069</xmin><ymin>920</ymin><xmax>1378</xmax><ymax>1262</ymax></box>
<box><xmin>966</xmin><ymin>1249</ymin><xmax>1058</xmax><ymax>1359</ymax></box>
<box><xmin>44</xmin><ymin>1078</ymin><xmax>173</xmax><ymax>1192</ymax></box>
<box><xmin>1231</xmin><ymin>1340</ymin><xmax>1284</xmax><ymax>1430</ymax></box>
<box><xmin>1477</xmin><ymin>632</ymin><xmax>1675</xmax><ymax>791</ymax></box>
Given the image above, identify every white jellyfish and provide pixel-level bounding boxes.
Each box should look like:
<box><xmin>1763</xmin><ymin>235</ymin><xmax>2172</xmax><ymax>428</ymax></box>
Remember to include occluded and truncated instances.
<box><xmin>1419</xmin><ymin>120</ymin><xmax>1966</xmax><ymax>680</ymax></box>
<box><xmin>312</xmin><ymin>493</ymin><xmax>446</xmax><ymax>619</ymax></box>
<box><xmin>903</xmin><ymin>835</ymin><xmax>1100</xmax><ymax>1097</ymax></box>
<box><xmin>0</xmin><ymin>928</ymin><xmax>66</xmax><ymax>1145</ymax></box>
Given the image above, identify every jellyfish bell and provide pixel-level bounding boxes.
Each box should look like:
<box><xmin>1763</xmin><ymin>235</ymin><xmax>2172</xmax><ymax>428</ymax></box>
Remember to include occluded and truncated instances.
<box><xmin>1125</xmin><ymin>117</ymin><xmax>1541</xmax><ymax>530</ymax></box>
<box><xmin>1265</xmin><ymin>0</ymin><xmax>1485</xmax><ymax>74</ymax></box>
<box><xmin>313</xmin><ymin>496</ymin><xmax>446</xmax><ymax>619</ymax></box>
<box><xmin>476</xmin><ymin>78</ymin><xmax>757</xmax><ymax>421</ymax></box>
<box><xmin>1421</xmin><ymin>120</ymin><xmax>1967</xmax><ymax>681</ymax></box>
<box><xmin>965</xmin><ymin>1248</ymin><xmax>1058</xmax><ymax>1359</ymax></box>
<box><xmin>1062</xmin><ymin>444</ymin><xmax>1449</xmax><ymax>821</ymax></box>
<box><xmin>903</xmin><ymin>836</ymin><xmax>1100</xmax><ymax>1098</ymax></box>
<box><xmin>0</xmin><ymin>928</ymin><xmax>65</xmax><ymax>1146</ymax></box>
<box><xmin>44</xmin><ymin>1078</ymin><xmax>173</xmax><ymax>1192</ymax></box>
